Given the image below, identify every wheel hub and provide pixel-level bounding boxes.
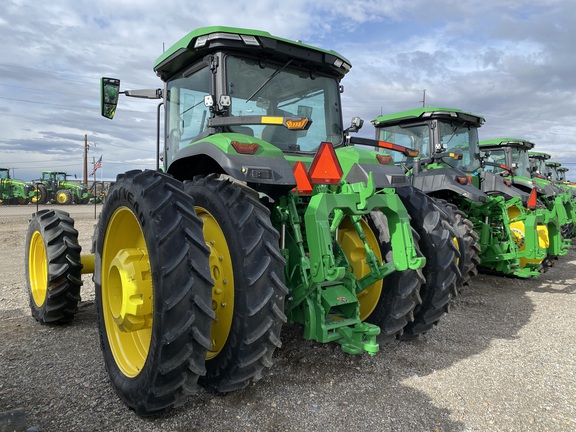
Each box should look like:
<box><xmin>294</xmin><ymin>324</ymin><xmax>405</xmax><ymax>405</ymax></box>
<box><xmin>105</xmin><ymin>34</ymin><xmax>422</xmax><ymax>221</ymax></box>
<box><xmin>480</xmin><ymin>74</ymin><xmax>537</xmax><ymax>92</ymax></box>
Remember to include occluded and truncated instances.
<box><xmin>108</xmin><ymin>248</ymin><xmax>153</xmax><ymax>332</ymax></box>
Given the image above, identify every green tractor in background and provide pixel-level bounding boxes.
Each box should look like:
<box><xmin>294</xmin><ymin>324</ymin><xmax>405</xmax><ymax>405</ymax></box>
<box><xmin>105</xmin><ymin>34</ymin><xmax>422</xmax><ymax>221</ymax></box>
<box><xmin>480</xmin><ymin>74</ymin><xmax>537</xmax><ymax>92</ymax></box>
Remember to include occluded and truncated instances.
<box><xmin>478</xmin><ymin>139</ymin><xmax>573</xmax><ymax>253</ymax></box>
<box><xmin>32</xmin><ymin>171</ymin><xmax>92</xmax><ymax>204</ymax></box>
<box><xmin>528</xmin><ymin>151</ymin><xmax>576</xmax><ymax>239</ymax></box>
<box><xmin>24</xmin><ymin>26</ymin><xmax>461</xmax><ymax>415</ymax></box>
<box><xmin>0</xmin><ymin>167</ymin><xmax>34</xmax><ymax>205</ymax></box>
<box><xmin>553</xmin><ymin>165</ymin><xmax>575</xmax><ymax>185</ymax></box>
<box><xmin>369</xmin><ymin>107</ymin><xmax>551</xmax><ymax>280</ymax></box>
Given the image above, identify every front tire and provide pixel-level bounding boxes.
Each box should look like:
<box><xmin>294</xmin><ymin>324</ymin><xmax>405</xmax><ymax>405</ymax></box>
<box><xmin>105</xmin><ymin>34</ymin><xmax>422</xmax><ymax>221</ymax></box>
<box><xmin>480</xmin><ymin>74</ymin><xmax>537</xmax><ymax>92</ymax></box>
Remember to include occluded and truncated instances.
<box><xmin>184</xmin><ymin>174</ymin><xmax>287</xmax><ymax>393</ymax></box>
<box><xmin>25</xmin><ymin>209</ymin><xmax>82</xmax><ymax>323</ymax></box>
<box><xmin>94</xmin><ymin>170</ymin><xmax>214</xmax><ymax>415</ymax></box>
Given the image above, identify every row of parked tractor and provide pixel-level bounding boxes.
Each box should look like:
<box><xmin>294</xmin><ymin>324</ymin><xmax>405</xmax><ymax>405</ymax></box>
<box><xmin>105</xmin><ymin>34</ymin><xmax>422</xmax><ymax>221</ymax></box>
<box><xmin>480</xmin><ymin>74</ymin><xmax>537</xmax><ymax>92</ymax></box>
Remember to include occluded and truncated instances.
<box><xmin>24</xmin><ymin>26</ymin><xmax>576</xmax><ymax>416</ymax></box>
<box><xmin>0</xmin><ymin>169</ymin><xmax>97</xmax><ymax>205</ymax></box>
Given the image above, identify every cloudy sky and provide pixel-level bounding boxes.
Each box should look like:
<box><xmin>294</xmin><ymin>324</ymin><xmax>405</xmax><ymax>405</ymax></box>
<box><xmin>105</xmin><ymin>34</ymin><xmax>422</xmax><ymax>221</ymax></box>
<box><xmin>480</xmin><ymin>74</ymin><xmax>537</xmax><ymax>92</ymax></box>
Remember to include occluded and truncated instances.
<box><xmin>2</xmin><ymin>0</ymin><xmax>576</xmax><ymax>181</ymax></box>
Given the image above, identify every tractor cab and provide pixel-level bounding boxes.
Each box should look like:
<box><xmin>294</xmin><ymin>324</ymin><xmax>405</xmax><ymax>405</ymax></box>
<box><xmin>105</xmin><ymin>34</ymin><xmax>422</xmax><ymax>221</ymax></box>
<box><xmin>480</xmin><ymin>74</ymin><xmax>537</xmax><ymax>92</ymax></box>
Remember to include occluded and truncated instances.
<box><xmin>101</xmin><ymin>27</ymin><xmax>353</xmax><ymax>195</ymax></box>
<box><xmin>545</xmin><ymin>161</ymin><xmax>562</xmax><ymax>182</ymax></box>
<box><xmin>372</xmin><ymin>107</ymin><xmax>483</xmax><ymax>174</ymax></box>
<box><xmin>557</xmin><ymin>166</ymin><xmax>569</xmax><ymax>182</ymax></box>
<box><xmin>529</xmin><ymin>151</ymin><xmax>552</xmax><ymax>180</ymax></box>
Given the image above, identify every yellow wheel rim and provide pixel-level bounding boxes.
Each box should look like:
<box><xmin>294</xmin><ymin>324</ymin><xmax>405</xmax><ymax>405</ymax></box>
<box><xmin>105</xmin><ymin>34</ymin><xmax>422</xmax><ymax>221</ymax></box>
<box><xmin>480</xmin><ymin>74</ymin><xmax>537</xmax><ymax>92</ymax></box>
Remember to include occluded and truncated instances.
<box><xmin>337</xmin><ymin>217</ymin><xmax>383</xmax><ymax>321</ymax></box>
<box><xmin>28</xmin><ymin>231</ymin><xmax>48</xmax><ymax>307</ymax></box>
<box><xmin>102</xmin><ymin>207</ymin><xmax>153</xmax><ymax>378</ymax></box>
<box><xmin>196</xmin><ymin>206</ymin><xmax>234</xmax><ymax>360</ymax></box>
<box><xmin>453</xmin><ymin>236</ymin><xmax>460</xmax><ymax>266</ymax></box>
<box><xmin>56</xmin><ymin>192</ymin><xmax>67</xmax><ymax>204</ymax></box>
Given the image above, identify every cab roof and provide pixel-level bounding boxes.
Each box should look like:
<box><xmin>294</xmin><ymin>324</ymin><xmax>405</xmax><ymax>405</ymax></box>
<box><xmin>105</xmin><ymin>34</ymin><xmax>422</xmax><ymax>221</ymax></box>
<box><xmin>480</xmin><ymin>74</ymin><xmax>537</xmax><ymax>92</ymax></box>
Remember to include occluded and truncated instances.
<box><xmin>528</xmin><ymin>151</ymin><xmax>551</xmax><ymax>160</ymax></box>
<box><xmin>372</xmin><ymin>106</ymin><xmax>485</xmax><ymax>128</ymax></box>
<box><xmin>153</xmin><ymin>26</ymin><xmax>351</xmax><ymax>81</ymax></box>
<box><xmin>479</xmin><ymin>138</ymin><xmax>535</xmax><ymax>150</ymax></box>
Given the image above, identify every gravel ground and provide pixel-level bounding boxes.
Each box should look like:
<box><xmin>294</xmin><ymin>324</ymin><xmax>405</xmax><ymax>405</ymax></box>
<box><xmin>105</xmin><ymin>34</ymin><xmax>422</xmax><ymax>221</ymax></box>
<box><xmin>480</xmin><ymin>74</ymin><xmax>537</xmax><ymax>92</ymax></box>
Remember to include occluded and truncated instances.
<box><xmin>1</xmin><ymin>205</ymin><xmax>575</xmax><ymax>432</ymax></box>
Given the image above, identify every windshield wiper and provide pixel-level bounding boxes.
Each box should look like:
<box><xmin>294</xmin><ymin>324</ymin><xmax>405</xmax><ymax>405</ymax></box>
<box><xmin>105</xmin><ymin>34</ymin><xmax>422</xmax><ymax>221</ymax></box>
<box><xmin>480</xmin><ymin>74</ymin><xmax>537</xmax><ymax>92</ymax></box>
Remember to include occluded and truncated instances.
<box><xmin>278</xmin><ymin>89</ymin><xmax>323</xmax><ymax>109</ymax></box>
<box><xmin>245</xmin><ymin>59</ymin><xmax>294</xmax><ymax>103</ymax></box>
<box><xmin>441</xmin><ymin>122</ymin><xmax>465</xmax><ymax>147</ymax></box>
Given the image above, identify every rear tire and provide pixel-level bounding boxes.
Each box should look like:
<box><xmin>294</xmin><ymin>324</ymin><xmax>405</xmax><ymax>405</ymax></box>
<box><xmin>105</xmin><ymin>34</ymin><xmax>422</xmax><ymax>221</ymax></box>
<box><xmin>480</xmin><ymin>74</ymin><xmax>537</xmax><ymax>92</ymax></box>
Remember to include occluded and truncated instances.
<box><xmin>25</xmin><ymin>209</ymin><xmax>82</xmax><ymax>324</ymax></box>
<box><xmin>433</xmin><ymin>198</ymin><xmax>480</xmax><ymax>290</ymax></box>
<box><xmin>32</xmin><ymin>184</ymin><xmax>48</xmax><ymax>204</ymax></box>
<box><xmin>395</xmin><ymin>187</ymin><xmax>459</xmax><ymax>339</ymax></box>
<box><xmin>94</xmin><ymin>170</ymin><xmax>214</xmax><ymax>415</ymax></box>
<box><xmin>56</xmin><ymin>189</ymin><xmax>73</xmax><ymax>205</ymax></box>
<box><xmin>363</xmin><ymin>211</ymin><xmax>425</xmax><ymax>342</ymax></box>
<box><xmin>184</xmin><ymin>174</ymin><xmax>287</xmax><ymax>393</ymax></box>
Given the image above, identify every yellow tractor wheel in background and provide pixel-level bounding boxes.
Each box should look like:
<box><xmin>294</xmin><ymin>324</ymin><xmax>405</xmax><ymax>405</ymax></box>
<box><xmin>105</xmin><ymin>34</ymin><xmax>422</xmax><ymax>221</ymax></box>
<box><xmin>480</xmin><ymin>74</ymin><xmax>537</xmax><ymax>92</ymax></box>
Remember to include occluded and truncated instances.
<box><xmin>25</xmin><ymin>209</ymin><xmax>82</xmax><ymax>323</ymax></box>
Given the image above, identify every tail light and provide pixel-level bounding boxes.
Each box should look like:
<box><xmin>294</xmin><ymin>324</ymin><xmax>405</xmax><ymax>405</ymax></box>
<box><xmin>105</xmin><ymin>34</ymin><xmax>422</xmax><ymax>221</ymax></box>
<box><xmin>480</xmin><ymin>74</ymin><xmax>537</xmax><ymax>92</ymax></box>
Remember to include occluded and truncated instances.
<box><xmin>231</xmin><ymin>141</ymin><xmax>259</xmax><ymax>155</ymax></box>
<box><xmin>456</xmin><ymin>176</ymin><xmax>468</xmax><ymax>185</ymax></box>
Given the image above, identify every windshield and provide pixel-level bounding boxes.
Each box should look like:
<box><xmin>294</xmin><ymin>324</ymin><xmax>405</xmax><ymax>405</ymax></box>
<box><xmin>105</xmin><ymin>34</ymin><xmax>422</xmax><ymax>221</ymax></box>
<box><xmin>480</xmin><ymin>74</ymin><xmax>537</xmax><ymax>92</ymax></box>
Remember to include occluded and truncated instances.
<box><xmin>436</xmin><ymin>121</ymin><xmax>480</xmax><ymax>172</ymax></box>
<box><xmin>482</xmin><ymin>148</ymin><xmax>507</xmax><ymax>174</ymax></box>
<box><xmin>164</xmin><ymin>54</ymin><xmax>343</xmax><ymax>157</ymax></box>
<box><xmin>530</xmin><ymin>157</ymin><xmax>548</xmax><ymax>177</ymax></box>
<box><xmin>0</xmin><ymin>170</ymin><xmax>8</xmax><ymax>180</ymax></box>
<box><xmin>225</xmin><ymin>56</ymin><xmax>342</xmax><ymax>152</ymax></box>
<box><xmin>510</xmin><ymin>147</ymin><xmax>531</xmax><ymax>177</ymax></box>
<box><xmin>377</xmin><ymin>123</ymin><xmax>429</xmax><ymax>165</ymax></box>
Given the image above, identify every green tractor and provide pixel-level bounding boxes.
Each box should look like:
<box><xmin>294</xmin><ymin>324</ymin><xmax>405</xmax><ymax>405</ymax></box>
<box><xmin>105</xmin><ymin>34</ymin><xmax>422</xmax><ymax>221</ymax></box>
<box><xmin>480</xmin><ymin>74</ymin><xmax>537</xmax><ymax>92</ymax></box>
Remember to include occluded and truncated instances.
<box><xmin>528</xmin><ymin>151</ymin><xmax>576</xmax><ymax>238</ymax></box>
<box><xmin>32</xmin><ymin>171</ymin><xmax>92</xmax><ymax>204</ymax></box>
<box><xmin>369</xmin><ymin>107</ymin><xmax>551</xmax><ymax>279</ymax></box>
<box><xmin>0</xmin><ymin>168</ymin><xmax>34</xmax><ymax>205</ymax></box>
<box><xmin>554</xmin><ymin>166</ymin><xmax>574</xmax><ymax>184</ymax></box>
<box><xmin>478</xmin><ymin>139</ymin><xmax>573</xmax><ymax>253</ymax></box>
<box><xmin>24</xmin><ymin>26</ymin><xmax>460</xmax><ymax>415</ymax></box>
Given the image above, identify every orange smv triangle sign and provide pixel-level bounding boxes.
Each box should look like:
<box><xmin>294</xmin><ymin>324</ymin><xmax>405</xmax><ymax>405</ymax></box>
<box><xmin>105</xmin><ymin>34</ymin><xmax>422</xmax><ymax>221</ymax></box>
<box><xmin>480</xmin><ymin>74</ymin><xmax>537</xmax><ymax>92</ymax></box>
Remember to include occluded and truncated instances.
<box><xmin>309</xmin><ymin>142</ymin><xmax>343</xmax><ymax>184</ymax></box>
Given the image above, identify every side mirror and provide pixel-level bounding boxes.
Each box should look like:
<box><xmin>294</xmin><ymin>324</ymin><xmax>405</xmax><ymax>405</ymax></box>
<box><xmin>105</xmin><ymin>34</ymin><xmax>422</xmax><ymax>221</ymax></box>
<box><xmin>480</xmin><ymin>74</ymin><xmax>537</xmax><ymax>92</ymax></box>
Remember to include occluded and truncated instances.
<box><xmin>101</xmin><ymin>77</ymin><xmax>120</xmax><ymax>119</ymax></box>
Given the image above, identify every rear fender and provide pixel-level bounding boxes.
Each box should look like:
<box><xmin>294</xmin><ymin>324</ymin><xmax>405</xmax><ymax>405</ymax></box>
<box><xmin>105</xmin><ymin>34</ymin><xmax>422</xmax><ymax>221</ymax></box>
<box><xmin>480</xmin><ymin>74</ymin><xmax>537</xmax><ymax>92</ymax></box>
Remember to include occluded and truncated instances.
<box><xmin>481</xmin><ymin>171</ymin><xmax>529</xmax><ymax>201</ymax></box>
<box><xmin>168</xmin><ymin>135</ymin><xmax>296</xmax><ymax>186</ymax></box>
<box><xmin>412</xmin><ymin>168</ymin><xmax>488</xmax><ymax>202</ymax></box>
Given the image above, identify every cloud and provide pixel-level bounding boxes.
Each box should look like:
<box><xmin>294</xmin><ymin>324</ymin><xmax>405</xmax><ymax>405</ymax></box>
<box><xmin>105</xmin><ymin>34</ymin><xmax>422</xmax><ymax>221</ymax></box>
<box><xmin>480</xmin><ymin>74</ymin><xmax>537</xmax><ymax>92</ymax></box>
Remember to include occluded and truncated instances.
<box><xmin>1</xmin><ymin>0</ymin><xmax>576</xmax><ymax>181</ymax></box>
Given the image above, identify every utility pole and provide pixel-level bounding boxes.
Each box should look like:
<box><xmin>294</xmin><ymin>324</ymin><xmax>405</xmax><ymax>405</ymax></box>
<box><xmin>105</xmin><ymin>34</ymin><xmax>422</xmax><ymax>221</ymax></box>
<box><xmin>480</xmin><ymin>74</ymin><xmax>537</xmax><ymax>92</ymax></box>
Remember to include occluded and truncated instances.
<box><xmin>83</xmin><ymin>134</ymin><xmax>88</xmax><ymax>185</ymax></box>
<box><xmin>420</xmin><ymin>89</ymin><xmax>426</xmax><ymax>107</ymax></box>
